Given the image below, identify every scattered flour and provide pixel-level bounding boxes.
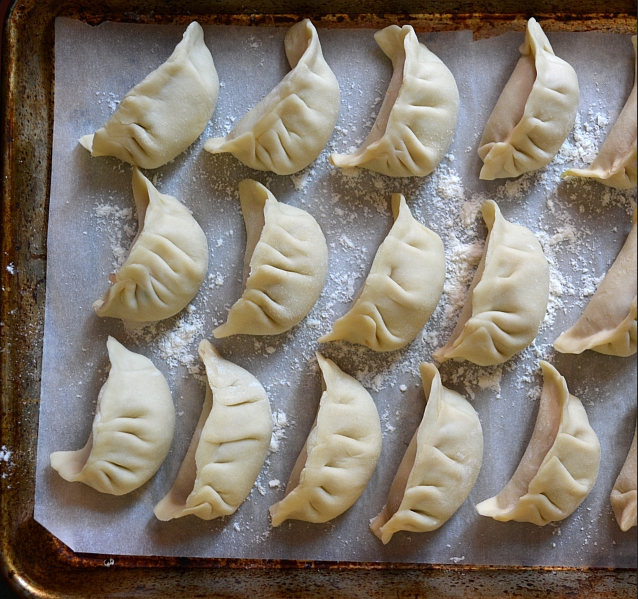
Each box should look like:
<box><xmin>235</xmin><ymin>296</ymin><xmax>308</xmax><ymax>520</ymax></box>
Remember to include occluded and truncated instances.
<box><xmin>269</xmin><ymin>410</ymin><xmax>291</xmax><ymax>453</ymax></box>
<box><xmin>0</xmin><ymin>446</ymin><xmax>12</xmax><ymax>463</ymax></box>
<box><xmin>94</xmin><ymin>202</ymin><xmax>136</xmax><ymax>269</ymax></box>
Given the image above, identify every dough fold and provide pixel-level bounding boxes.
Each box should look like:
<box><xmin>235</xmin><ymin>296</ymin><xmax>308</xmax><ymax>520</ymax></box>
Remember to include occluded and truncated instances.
<box><xmin>50</xmin><ymin>337</ymin><xmax>175</xmax><ymax>495</ymax></box>
<box><xmin>563</xmin><ymin>36</ymin><xmax>637</xmax><ymax>189</ymax></box>
<box><xmin>80</xmin><ymin>22</ymin><xmax>219</xmax><ymax>169</ymax></box>
<box><xmin>554</xmin><ymin>210</ymin><xmax>637</xmax><ymax>357</ymax></box>
<box><xmin>213</xmin><ymin>180</ymin><xmax>328</xmax><ymax>337</ymax></box>
<box><xmin>370</xmin><ymin>363</ymin><xmax>483</xmax><ymax>544</ymax></box>
<box><xmin>611</xmin><ymin>423</ymin><xmax>637</xmax><ymax>532</ymax></box>
<box><xmin>93</xmin><ymin>167</ymin><xmax>209</xmax><ymax>323</ymax></box>
<box><xmin>330</xmin><ymin>25</ymin><xmax>459</xmax><ymax>177</ymax></box>
<box><xmin>269</xmin><ymin>353</ymin><xmax>382</xmax><ymax>526</ymax></box>
<box><xmin>478</xmin><ymin>18</ymin><xmax>579</xmax><ymax>180</ymax></box>
<box><xmin>319</xmin><ymin>194</ymin><xmax>445</xmax><ymax>352</ymax></box>
<box><xmin>205</xmin><ymin>19</ymin><xmax>340</xmax><ymax>175</ymax></box>
<box><xmin>154</xmin><ymin>340</ymin><xmax>272</xmax><ymax>521</ymax></box>
<box><xmin>434</xmin><ymin>200</ymin><xmax>549</xmax><ymax>366</ymax></box>
<box><xmin>476</xmin><ymin>361</ymin><xmax>601</xmax><ymax>526</ymax></box>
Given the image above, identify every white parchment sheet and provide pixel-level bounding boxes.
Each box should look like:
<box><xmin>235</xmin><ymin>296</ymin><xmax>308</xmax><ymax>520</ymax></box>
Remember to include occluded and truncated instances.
<box><xmin>35</xmin><ymin>17</ymin><xmax>637</xmax><ymax>566</ymax></box>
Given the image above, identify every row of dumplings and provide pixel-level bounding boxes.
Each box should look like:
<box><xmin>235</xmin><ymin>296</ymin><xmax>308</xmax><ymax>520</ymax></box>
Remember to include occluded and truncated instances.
<box><xmin>80</xmin><ymin>18</ymin><xmax>637</xmax><ymax>188</ymax></box>
<box><xmin>58</xmin><ymin>16</ymin><xmax>637</xmax><ymax>541</ymax></box>
<box><xmin>50</xmin><ymin>335</ymin><xmax>637</xmax><ymax>539</ymax></box>
<box><xmin>93</xmin><ymin>167</ymin><xmax>637</xmax><ymax>366</ymax></box>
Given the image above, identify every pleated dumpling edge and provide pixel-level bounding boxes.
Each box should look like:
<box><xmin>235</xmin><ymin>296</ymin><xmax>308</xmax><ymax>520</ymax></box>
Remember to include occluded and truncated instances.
<box><xmin>93</xmin><ymin>167</ymin><xmax>209</xmax><ymax>323</ymax></box>
<box><xmin>80</xmin><ymin>22</ymin><xmax>219</xmax><ymax>169</ymax></box>
<box><xmin>330</xmin><ymin>25</ymin><xmax>459</xmax><ymax>177</ymax></box>
<box><xmin>204</xmin><ymin>19</ymin><xmax>340</xmax><ymax>175</ymax></box>
<box><xmin>478</xmin><ymin>17</ymin><xmax>579</xmax><ymax>180</ymax></box>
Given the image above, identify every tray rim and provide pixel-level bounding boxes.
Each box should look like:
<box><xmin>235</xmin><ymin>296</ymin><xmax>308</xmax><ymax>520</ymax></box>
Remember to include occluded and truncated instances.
<box><xmin>1</xmin><ymin>1</ymin><xmax>637</xmax><ymax>597</ymax></box>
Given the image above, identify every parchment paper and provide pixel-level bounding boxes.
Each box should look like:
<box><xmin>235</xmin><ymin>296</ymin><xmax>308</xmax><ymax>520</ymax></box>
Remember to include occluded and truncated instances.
<box><xmin>35</xmin><ymin>17</ymin><xmax>637</xmax><ymax>566</ymax></box>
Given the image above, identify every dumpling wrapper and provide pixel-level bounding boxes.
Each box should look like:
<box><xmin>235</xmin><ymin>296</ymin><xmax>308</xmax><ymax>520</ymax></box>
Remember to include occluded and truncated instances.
<box><xmin>204</xmin><ymin>19</ymin><xmax>340</xmax><ymax>175</ymax></box>
<box><xmin>611</xmin><ymin>423</ymin><xmax>637</xmax><ymax>532</ymax></box>
<box><xmin>330</xmin><ymin>25</ymin><xmax>459</xmax><ymax>177</ymax></box>
<box><xmin>370</xmin><ymin>363</ymin><xmax>483</xmax><ymax>544</ymax></box>
<box><xmin>93</xmin><ymin>168</ymin><xmax>209</xmax><ymax>323</ymax></box>
<box><xmin>476</xmin><ymin>361</ymin><xmax>601</xmax><ymax>526</ymax></box>
<box><xmin>80</xmin><ymin>22</ymin><xmax>219</xmax><ymax>169</ymax></box>
<box><xmin>154</xmin><ymin>340</ymin><xmax>272</xmax><ymax>521</ymax></box>
<box><xmin>434</xmin><ymin>200</ymin><xmax>549</xmax><ymax>366</ymax></box>
<box><xmin>269</xmin><ymin>353</ymin><xmax>382</xmax><ymax>526</ymax></box>
<box><xmin>563</xmin><ymin>36</ymin><xmax>637</xmax><ymax>189</ymax></box>
<box><xmin>554</xmin><ymin>210</ymin><xmax>637</xmax><ymax>357</ymax></box>
<box><xmin>319</xmin><ymin>193</ymin><xmax>445</xmax><ymax>351</ymax></box>
<box><xmin>213</xmin><ymin>180</ymin><xmax>328</xmax><ymax>337</ymax></box>
<box><xmin>478</xmin><ymin>18</ymin><xmax>579</xmax><ymax>180</ymax></box>
<box><xmin>50</xmin><ymin>336</ymin><xmax>175</xmax><ymax>496</ymax></box>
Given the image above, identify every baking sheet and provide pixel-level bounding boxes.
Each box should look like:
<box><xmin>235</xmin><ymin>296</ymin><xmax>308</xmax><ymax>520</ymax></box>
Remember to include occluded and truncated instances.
<box><xmin>34</xmin><ymin>17</ymin><xmax>637</xmax><ymax>566</ymax></box>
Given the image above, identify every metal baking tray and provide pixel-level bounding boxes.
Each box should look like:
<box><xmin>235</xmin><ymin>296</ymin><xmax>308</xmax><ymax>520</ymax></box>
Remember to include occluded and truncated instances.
<box><xmin>1</xmin><ymin>0</ymin><xmax>636</xmax><ymax>597</ymax></box>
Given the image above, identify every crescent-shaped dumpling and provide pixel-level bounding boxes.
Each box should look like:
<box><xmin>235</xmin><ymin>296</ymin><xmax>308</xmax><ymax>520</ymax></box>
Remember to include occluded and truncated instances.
<box><xmin>554</xmin><ymin>210</ymin><xmax>637</xmax><ymax>357</ymax></box>
<box><xmin>434</xmin><ymin>200</ymin><xmax>549</xmax><ymax>366</ymax></box>
<box><xmin>319</xmin><ymin>193</ymin><xmax>445</xmax><ymax>351</ymax></box>
<box><xmin>476</xmin><ymin>361</ymin><xmax>601</xmax><ymax>526</ymax></box>
<box><xmin>269</xmin><ymin>353</ymin><xmax>382</xmax><ymax>526</ymax></box>
<box><xmin>204</xmin><ymin>19</ymin><xmax>340</xmax><ymax>175</ymax></box>
<box><xmin>154</xmin><ymin>340</ymin><xmax>272</xmax><ymax>521</ymax></box>
<box><xmin>213</xmin><ymin>180</ymin><xmax>328</xmax><ymax>338</ymax></box>
<box><xmin>563</xmin><ymin>36</ymin><xmax>637</xmax><ymax>189</ymax></box>
<box><xmin>80</xmin><ymin>22</ymin><xmax>219</xmax><ymax>169</ymax></box>
<box><xmin>478</xmin><ymin>18</ymin><xmax>579</xmax><ymax>180</ymax></box>
<box><xmin>330</xmin><ymin>25</ymin><xmax>459</xmax><ymax>177</ymax></box>
<box><xmin>93</xmin><ymin>168</ymin><xmax>209</xmax><ymax>323</ymax></box>
<box><xmin>50</xmin><ymin>336</ymin><xmax>175</xmax><ymax>495</ymax></box>
<box><xmin>611</xmin><ymin>422</ymin><xmax>637</xmax><ymax>532</ymax></box>
<box><xmin>370</xmin><ymin>363</ymin><xmax>483</xmax><ymax>544</ymax></box>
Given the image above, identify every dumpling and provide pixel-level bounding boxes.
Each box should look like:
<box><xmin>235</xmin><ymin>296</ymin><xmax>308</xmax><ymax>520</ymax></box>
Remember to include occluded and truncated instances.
<box><xmin>478</xmin><ymin>18</ymin><xmax>579</xmax><ymax>180</ymax></box>
<box><xmin>319</xmin><ymin>194</ymin><xmax>445</xmax><ymax>351</ymax></box>
<box><xmin>611</xmin><ymin>423</ymin><xmax>637</xmax><ymax>532</ymax></box>
<box><xmin>330</xmin><ymin>25</ymin><xmax>459</xmax><ymax>177</ymax></box>
<box><xmin>370</xmin><ymin>363</ymin><xmax>483</xmax><ymax>544</ymax></box>
<box><xmin>554</xmin><ymin>210</ymin><xmax>636</xmax><ymax>357</ymax></box>
<box><xmin>93</xmin><ymin>167</ymin><xmax>209</xmax><ymax>323</ymax></box>
<box><xmin>434</xmin><ymin>200</ymin><xmax>549</xmax><ymax>366</ymax></box>
<box><xmin>204</xmin><ymin>19</ymin><xmax>340</xmax><ymax>175</ymax></box>
<box><xmin>562</xmin><ymin>36</ymin><xmax>637</xmax><ymax>189</ymax></box>
<box><xmin>476</xmin><ymin>361</ymin><xmax>601</xmax><ymax>526</ymax></box>
<box><xmin>213</xmin><ymin>180</ymin><xmax>328</xmax><ymax>338</ymax></box>
<box><xmin>80</xmin><ymin>22</ymin><xmax>219</xmax><ymax>169</ymax></box>
<box><xmin>50</xmin><ymin>336</ymin><xmax>175</xmax><ymax>495</ymax></box>
<box><xmin>269</xmin><ymin>353</ymin><xmax>382</xmax><ymax>526</ymax></box>
<box><xmin>154</xmin><ymin>340</ymin><xmax>272</xmax><ymax>521</ymax></box>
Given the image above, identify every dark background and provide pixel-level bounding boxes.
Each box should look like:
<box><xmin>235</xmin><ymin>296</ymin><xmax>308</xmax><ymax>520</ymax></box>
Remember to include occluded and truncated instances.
<box><xmin>2</xmin><ymin>0</ymin><xmax>22</xmax><ymax>595</ymax></box>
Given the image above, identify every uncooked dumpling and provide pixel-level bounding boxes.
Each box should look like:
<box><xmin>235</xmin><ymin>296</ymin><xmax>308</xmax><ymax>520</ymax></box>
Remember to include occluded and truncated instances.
<box><xmin>476</xmin><ymin>361</ymin><xmax>601</xmax><ymax>526</ymax></box>
<box><xmin>478</xmin><ymin>18</ymin><xmax>579</xmax><ymax>180</ymax></box>
<box><xmin>50</xmin><ymin>337</ymin><xmax>175</xmax><ymax>495</ymax></box>
<box><xmin>269</xmin><ymin>353</ymin><xmax>382</xmax><ymax>526</ymax></box>
<box><xmin>330</xmin><ymin>25</ymin><xmax>459</xmax><ymax>177</ymax></box>
<box><xmin>154</xmin><ymin>340</ymin><xmax>272</xmax><ymax>521</ymax></box>
<box><xmin>80</xmin><ymin>22</ymin><xmax>219</xmax><ymax>169</ymax></box>
<box><xmin>370</xmin><ymin>363</ymin><xmax>483</xmax><ymax>544</ymax></box>
<box><xmin>554</xmin><ymin>210</ymin><xmax>636</xmax><ymax>357</ymax></box>
<box><xmin>204</xmin><ymin>19</ymin><xmax>340</xmax><ymax>175</ymax></box>
<box><xmin>319</xmin><ymin>194</ymin><xmax>445</xmax><ymax>351</ymax></box>
<box><xmin>434</xmin><ymin>200</ymin><xmax>549</xmax><ymax>366</ymax></box>
<box><xmin>93</xmin><ymin>168</ymin><xmax>209</xmax><ymax>323</ymax></box>
<box><xmin>213</xmin><ymin>180</ymin><xmax>328</xmax><ymax>337</ymax></box>
<box><xmin>611</xmin><ymin>423</ymin><xmax>637</xmax><ymax>532</ymax></box>
<box><xmin>563</xmin><ymin>36</ymin><xmax>637</xmax><ymax>189</ymax></box>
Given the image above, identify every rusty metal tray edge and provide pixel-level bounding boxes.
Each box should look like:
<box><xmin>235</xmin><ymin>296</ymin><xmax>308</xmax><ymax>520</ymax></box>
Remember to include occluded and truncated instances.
<box><xmin>1</xmin><ymin>0</ymin><xmax>637</xmax><ymax>597</ymax></box>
